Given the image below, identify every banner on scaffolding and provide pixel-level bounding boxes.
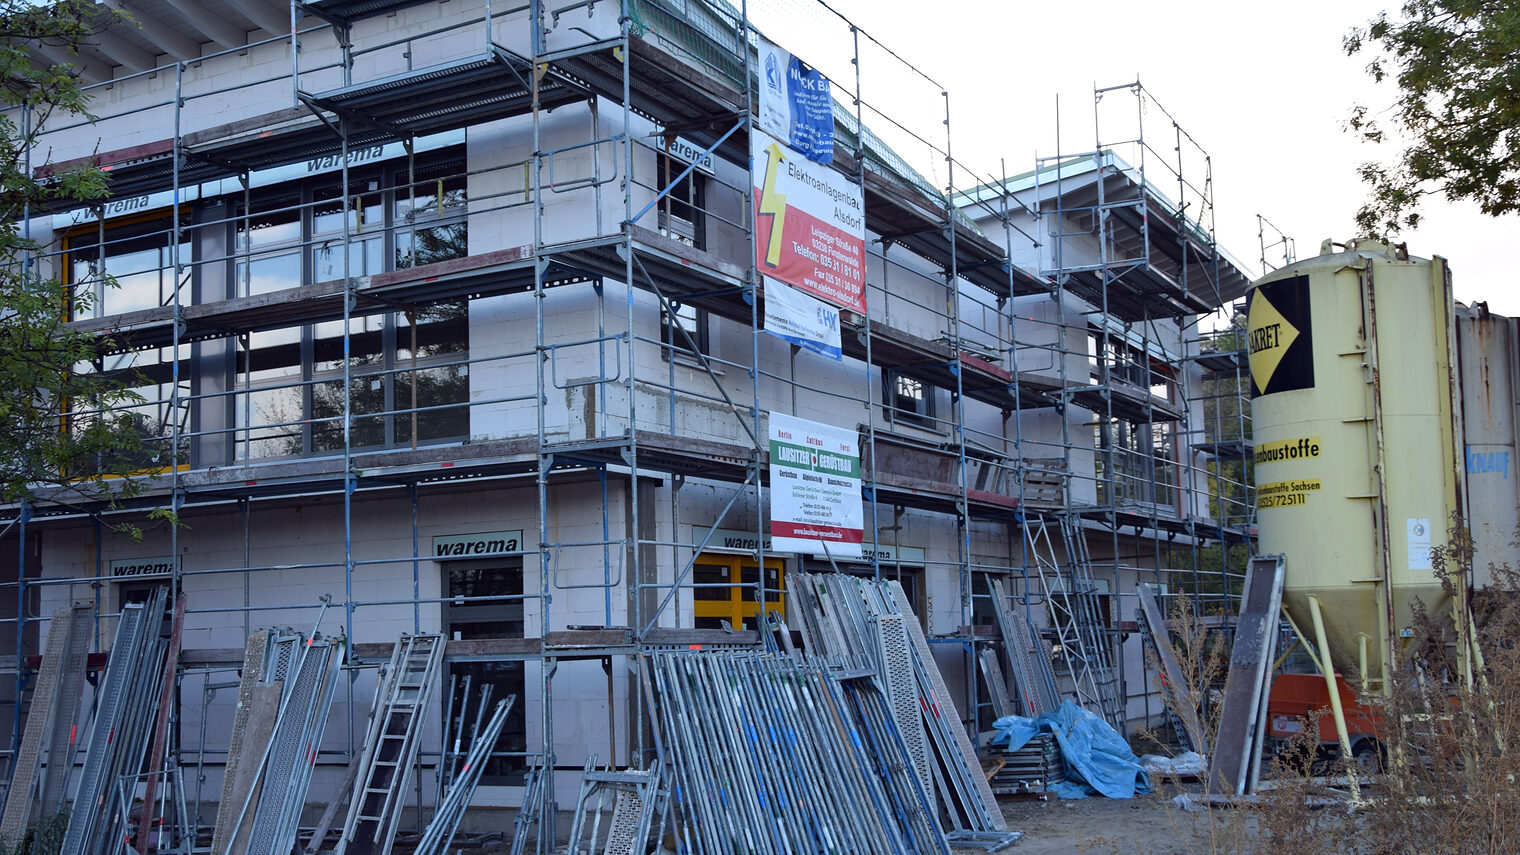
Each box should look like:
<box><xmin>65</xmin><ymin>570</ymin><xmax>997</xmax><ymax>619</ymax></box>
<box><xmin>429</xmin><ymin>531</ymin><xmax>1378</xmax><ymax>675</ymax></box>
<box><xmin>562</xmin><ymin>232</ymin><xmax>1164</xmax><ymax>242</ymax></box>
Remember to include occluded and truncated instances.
<box><xmin>757</xmin><ymin>36</ymin><xmax>834</xmax><ymax>163</ymax></box>
<box><xmin>768</xmin><ymin>413</ymin><xmax>863</xmax><ymax>557</ymax></box>
<box><xmin>752</xmin><ymin>128</ymin><xmax>865</xmax><ymax>314</ymax></box>
<box><xmin>763</xmin><ymin>275</ymin><xmax>842</xmax><ymax>360</ymax></box>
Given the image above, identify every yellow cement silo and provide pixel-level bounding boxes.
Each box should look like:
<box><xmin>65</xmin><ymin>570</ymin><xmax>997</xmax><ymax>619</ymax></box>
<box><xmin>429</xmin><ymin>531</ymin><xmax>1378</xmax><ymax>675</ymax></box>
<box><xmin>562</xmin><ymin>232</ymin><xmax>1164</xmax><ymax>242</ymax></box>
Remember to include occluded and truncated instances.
<box><xmin>1248</xmin><ymin>239</ymin><xmax>1462</xmax><ymax>692</ymax></box>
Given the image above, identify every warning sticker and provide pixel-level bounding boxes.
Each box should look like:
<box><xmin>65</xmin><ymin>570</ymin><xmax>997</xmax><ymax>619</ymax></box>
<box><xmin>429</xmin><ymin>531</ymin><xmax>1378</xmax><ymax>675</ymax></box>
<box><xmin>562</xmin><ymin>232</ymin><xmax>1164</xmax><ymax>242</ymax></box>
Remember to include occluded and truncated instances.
<box><xmin>1257</xmin><ymin>478</ymin><xmax>1322</xmax><ymax>509</ymax></box>
<box><xmin>1254</xmin><ymin>436</ymin><xmax>1322</xmax><ymax>466</ymax></box>
<box><xmin>1248</xmin><ymin>275</ymin><xmax>1314</xmax><ymax>397</ymax></box>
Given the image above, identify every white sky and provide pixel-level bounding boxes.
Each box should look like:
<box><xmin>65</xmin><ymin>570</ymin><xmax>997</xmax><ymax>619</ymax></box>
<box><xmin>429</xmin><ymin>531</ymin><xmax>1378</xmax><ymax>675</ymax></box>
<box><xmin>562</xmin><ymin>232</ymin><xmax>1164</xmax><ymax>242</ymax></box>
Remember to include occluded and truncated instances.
<box><xmin>760</xmin><ymin>0</ymin><xmax>1516</xmax><ymax>315</ymax></box>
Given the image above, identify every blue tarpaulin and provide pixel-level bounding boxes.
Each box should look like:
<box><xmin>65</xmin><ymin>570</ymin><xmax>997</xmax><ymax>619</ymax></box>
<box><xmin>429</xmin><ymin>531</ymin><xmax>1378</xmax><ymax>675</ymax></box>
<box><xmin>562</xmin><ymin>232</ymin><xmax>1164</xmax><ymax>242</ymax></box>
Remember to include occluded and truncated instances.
<box><xmin>991</xmin><ymin>700</ymin><xmax>1152</xmax><ymax>799</ymax></box>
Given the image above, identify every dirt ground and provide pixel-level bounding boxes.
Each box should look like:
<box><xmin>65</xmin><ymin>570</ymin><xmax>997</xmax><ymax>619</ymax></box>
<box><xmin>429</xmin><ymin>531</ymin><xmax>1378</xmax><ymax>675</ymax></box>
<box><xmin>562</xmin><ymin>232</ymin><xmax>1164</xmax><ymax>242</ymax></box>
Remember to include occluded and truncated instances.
<box><xmin>986</xmin><ymin>788</ymin><xmax>1222</xmax><ymax>855</ymax></box>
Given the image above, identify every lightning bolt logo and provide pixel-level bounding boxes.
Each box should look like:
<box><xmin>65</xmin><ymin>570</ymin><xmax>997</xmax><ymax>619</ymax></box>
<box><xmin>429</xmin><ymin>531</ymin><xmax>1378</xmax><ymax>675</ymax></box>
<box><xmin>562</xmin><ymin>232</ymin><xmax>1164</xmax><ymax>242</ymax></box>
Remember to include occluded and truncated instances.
<box><xmin>757</xmin><ymin>142</ymin><xmax>788</xmax><ymax>268</ymax></box>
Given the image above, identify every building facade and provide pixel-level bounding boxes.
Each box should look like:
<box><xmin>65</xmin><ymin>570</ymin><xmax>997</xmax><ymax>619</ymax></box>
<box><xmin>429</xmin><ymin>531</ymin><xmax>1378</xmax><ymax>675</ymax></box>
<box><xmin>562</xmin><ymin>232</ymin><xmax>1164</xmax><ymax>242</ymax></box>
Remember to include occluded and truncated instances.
<box><xmin>3</xmin><ymin>0</ymin><xmax>1254</xmax><ymax>815</ymax></box>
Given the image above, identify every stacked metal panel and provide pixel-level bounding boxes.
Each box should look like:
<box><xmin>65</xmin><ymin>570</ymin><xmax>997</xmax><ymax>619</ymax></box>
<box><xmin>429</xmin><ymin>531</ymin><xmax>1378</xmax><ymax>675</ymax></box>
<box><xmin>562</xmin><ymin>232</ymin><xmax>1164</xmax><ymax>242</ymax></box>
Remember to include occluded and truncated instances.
<box><xmin>984</xmin><ymin>575</ymin><xmax>1061</xmax><ymax>717</ymax></box>
<box><xmin>0</xmin><ymin>603</ymin><xmax>93</xmax><ymax>846</ymax></box>
<box><xmin>60</xmin><ymin>590</ymin><xmax>172</xmax><ymax>855</ymax></box>
<box><xmin>987</xmin><ymin>733</ymin><xmax>1064</xmax><ymax>796</ymax></box>
<box><xmin>788</xmin><ymin>572</ymin><xmax>1008</xmax><ymax>833</ymax></box>
<box><xmin>212</xmin><ymin>628</ymin><xmax>342</xmax><ymax>855</ymax></box>
<box><xmin>416</xmin><ymin>691</ymin><xmax>514</xmax><ymax>855</ymax></box>
<box><xmin>645</xmin><ymin>649</ymin><xmax>950</xmax><ymax>855</ymax></box>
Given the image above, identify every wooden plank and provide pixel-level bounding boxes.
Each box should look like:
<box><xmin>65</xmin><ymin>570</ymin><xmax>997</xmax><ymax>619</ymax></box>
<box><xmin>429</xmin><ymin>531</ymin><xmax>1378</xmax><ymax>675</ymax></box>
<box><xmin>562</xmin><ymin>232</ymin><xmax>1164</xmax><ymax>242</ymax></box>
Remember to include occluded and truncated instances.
<box><xmin>37</xmin><ymin>138</ymin><xmax>175</xmax><ymax>177</ymax></box>
<box><xmin>218</xmin><ymin>682</ymin><xmax>284</xmax><ymax>855</ymax></box>
<box><xmin>362</xmin><ymin>243</ymin><xmax>534</xmax><ymax>290</ymax></box>
<box><xmin>181</xmin><ymin>106</ymin><xmax>314</xmax><ymax>149</ymax></box>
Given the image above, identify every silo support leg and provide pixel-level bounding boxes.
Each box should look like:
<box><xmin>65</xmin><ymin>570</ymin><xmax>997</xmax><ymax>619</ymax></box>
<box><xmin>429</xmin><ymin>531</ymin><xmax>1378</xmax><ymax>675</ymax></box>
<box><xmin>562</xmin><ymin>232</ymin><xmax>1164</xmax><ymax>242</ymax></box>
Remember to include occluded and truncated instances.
<box><xmin>1307</xmin><ymin>595</ymin><xmax>1362</xmax><ymax>801</ymax></box>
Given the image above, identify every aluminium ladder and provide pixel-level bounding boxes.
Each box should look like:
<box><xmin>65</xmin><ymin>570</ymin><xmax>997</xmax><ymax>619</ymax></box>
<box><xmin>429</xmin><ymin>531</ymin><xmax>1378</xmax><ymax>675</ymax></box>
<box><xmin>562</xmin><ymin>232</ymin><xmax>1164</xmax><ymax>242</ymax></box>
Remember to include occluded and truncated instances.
<box><xmin>1022</xmin><ymin>514</ymin><xmax>1124</xmax><ymax>728</ymax></box>
<box><xmin>335</xmin><ymin>633</ymin><xmax>445</xmax><ymax>855</ymax></box>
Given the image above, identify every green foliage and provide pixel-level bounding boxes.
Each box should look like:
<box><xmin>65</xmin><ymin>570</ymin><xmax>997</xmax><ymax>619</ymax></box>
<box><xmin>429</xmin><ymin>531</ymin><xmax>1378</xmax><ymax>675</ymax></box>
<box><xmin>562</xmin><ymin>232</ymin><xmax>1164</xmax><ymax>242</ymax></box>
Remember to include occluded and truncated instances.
<box><xmin>0</xmin><ymin>809</ymin><xmax>68</xmax><ymax>855</ymax></box>
<box><xmin>1</xmin><ymin>0</ymin><xmax>157</xmax><ymax>511</ymax></box>
<box><xmin>1345</xmin><ymin>0</ymin><xmax>1520</xmax><ymax>235</ymax></box>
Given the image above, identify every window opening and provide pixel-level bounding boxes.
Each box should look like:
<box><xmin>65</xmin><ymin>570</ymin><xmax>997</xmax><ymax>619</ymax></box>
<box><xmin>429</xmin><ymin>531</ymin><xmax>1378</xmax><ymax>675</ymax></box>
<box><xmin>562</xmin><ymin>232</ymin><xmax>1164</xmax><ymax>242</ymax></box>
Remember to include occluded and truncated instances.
<box><xmin>661</xmin><ymin>302</ymin><xmax>709</xmax><ymax>357</ymax></box>
<box><xmin>229</xmin><ymin>154</ymin><xmax>470</xmax><ymax>462</ymax></box>
<box><xmin>883</xmin><ymin>370</ymin><xmax>935</xmax><ymax>426</ymax></box>
<box><xmin>692</xmin><ymin>554</ymin><xmax>783</xmax><ymax>631</ymax></box>
<box><xmin>66</xmin><ymin>211</ymin><xmax>189</xmax><ymax>319</ymax></box>
<box><xmin>656</xmin><ymin>153</ymin><xmax>705</xmax><ymax>250</ymax></box>
<box><xmin>444</xmin><ymin>559</ymin><xmax>527</xmax><ymax>785</ymax></box>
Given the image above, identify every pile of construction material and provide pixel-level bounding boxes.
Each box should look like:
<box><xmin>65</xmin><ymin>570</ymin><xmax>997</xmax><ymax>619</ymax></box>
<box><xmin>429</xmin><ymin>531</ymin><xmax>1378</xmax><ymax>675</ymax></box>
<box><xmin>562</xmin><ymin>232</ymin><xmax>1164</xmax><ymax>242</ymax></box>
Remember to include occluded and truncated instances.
<box><xmin>0</xmin><ymin>603</ymin><xmax>95</xmax><ymax>850</ymax></box>
<box><xmin>788</xmin><ymin>572</ymin><xmax>1009</xmax><ymax>835</ymax></box>
<box><xmin>987</xmin><ymin>733</ymin><xmax>1064</xmax><ymax>796</ymax></box>
<box><xmin>210</xmin><ymin>625</ymin><xmax>345</xmax><ymax>855</ymax></box>
<box><xmin>0</xmin><ymin>593</ymin><xmax>512</xmax><ymax>855</ymax></box>
<box><xmin>636</xmin><ymin>572</ymin><xmax>1021</xmax><ymax>853</ymax></box>
<box><xmin>644</xmin><ymin>649</ymin><xmax>948</xmax><ymax>854</ymax></box>
<box><xmin>3</xmin><ymin>592</ymin><xmax>184</xmax><ymax>855</ymax></box>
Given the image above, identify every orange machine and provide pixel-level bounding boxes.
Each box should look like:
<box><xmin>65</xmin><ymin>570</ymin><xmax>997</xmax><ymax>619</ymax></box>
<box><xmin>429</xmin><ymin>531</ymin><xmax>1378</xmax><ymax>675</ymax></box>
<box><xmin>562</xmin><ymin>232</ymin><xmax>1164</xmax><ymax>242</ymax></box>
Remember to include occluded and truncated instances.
<box><xmin>1266</xmin><ymin>673</ymin><xmax>1386</xmax><ymax>766</ymax></box>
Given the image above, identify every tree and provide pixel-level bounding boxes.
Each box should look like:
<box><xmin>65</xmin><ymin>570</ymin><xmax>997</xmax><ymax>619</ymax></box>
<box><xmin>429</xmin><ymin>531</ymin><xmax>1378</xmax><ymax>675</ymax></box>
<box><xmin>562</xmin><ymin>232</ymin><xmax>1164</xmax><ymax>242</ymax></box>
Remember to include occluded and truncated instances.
<box><xmin>1</xmin><ymin>0</ymin><xmax>154</xmax><ymax>515</ymax></box>
<box><xmin>1345</xmin><ymin>1</ymin><xmax>1520</xmax><ymax>235</ymax></box>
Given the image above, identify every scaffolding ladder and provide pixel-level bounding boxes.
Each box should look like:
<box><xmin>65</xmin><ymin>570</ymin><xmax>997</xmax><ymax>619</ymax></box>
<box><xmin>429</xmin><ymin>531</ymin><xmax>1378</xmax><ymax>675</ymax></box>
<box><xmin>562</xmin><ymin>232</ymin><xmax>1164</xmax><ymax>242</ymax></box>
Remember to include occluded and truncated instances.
<box><xmin>336</xmin><ymin>633</ymin><xmax>445</xmax><ymax>855</ymax></box>
<box><xmin>1023</xmin><ymin>514</ymin><xmax>1123</xmax><ymax>727</ymax></box>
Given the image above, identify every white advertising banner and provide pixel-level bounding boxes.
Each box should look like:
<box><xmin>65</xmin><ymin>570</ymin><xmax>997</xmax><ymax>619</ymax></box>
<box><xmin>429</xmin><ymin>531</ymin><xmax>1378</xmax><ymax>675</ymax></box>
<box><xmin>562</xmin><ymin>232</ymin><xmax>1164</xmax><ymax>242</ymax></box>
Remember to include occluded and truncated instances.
<box><xmin>768</xmin><ymin>413</ymin><xmax>862</xmax><ymax>556</ymax></box>
<box><xmin>752</xmin><ymin>128</ymin><xmax>866</xmax><ymax>313</ymax></box>
<box><xmin>763</xmin><ymin>275</ymin><xmax>842</xmax><ymax>360</ymax></box>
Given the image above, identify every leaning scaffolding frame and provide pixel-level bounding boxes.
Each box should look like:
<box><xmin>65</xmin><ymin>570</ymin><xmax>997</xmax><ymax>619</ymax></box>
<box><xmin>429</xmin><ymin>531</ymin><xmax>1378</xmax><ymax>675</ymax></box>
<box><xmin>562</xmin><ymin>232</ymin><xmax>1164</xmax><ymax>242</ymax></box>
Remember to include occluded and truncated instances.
<box><xmin>0</xmin><ymin>0</ymin><xmax>1257</xmax><ymax>839</ymax></box>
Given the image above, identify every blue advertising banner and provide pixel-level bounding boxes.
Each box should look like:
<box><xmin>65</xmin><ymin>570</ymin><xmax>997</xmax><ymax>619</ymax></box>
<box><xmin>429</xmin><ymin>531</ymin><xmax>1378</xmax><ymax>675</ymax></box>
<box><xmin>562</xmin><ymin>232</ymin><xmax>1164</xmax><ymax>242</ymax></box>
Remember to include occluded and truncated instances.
<box><xmin>757</xmin><ymin>36</ymin><xmax>834</xmax><ymax>164</ymax></box>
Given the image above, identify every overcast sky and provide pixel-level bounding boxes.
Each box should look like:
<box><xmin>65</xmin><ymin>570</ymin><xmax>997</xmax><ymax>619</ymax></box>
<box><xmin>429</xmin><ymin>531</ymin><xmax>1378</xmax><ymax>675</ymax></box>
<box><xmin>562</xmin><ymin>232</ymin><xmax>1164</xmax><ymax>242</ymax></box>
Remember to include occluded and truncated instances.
<box><xmin>758</xmin><ymin>0</ymin><xmax>1515</xmax><ymax>315</ymax></box>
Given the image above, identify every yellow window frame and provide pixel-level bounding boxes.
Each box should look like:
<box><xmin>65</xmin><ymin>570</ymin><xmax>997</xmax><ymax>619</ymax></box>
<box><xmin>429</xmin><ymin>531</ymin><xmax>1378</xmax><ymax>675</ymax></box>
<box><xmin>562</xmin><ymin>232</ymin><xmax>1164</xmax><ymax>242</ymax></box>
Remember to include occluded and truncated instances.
<box><xmin>692</xmin><ymin>554</ymin><xmax>784</xmax><ymax>631</ymax></box>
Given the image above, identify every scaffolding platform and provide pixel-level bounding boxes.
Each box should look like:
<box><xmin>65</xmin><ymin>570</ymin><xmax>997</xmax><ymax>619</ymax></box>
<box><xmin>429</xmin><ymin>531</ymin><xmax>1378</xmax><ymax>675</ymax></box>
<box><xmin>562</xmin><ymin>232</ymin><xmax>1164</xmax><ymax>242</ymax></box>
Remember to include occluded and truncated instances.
<box><xmin>306</xmin><ymin>49</ymin><xmax>591</xmax><ymax>137</ymax></box>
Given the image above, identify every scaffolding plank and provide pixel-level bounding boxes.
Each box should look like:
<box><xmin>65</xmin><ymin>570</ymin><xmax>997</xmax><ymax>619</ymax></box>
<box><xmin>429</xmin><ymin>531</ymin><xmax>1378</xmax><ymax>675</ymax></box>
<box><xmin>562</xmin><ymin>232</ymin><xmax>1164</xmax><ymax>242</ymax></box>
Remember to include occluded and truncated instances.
<box><xmin>1136</xmin><ymin>583</ymin><xmax>1208</xmax><ymax>757</ymax></box>
<box><xmin>35</xmin><ymin>604</ymin><xmax>95</xmax><ymax>819</ymax></box>
<box><xmin>220</xmin><ymin>683</ymin><xmax>285</xmax><ymax>855</ymax></box>
<box><xmin>887</xmin><ymin>581</ymin><xmax>1007</xmax><ymax>833</ymax></box>
<box><xmin>211</xmin><ymin>631</ymin><xmax>273</xmax><ymax>855</ymax></box>
<box><xmin>977</xmin><ymin>647</ymin><xmax>1013</xmax><ymax>720</ymax></box>
<box><xmin>0</xmin><ymin>604</ymin><xmax>91</xmax><ymax>843</ymax></box>
<box><xmin>1208</xmin><ymin>555</ymin><xmax>1285</xmax><ymax>796</ymax></box>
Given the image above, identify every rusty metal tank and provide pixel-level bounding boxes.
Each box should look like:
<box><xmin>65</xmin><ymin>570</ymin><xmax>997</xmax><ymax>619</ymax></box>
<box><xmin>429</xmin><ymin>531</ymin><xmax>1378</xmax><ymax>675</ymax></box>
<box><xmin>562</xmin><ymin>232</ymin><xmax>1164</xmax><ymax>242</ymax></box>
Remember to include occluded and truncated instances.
<box><xmin>1454</xmin><ymin>302</ymin><xmax>1520</xmax><ymax>587</ymax></box>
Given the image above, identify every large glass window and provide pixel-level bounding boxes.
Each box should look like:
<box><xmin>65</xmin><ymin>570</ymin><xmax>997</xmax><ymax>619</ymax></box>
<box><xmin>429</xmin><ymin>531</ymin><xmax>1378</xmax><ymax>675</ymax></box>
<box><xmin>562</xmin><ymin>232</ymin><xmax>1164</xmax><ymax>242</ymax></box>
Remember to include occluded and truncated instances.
<box><xmin>235</xmin><ymin>191</ymin><xmax>302</xmax><ymax>297</ymax></box>
<box><xmin>395</xmin><ymin>163</ymin><xmax>468</xmax><ymax>269</ymax></box>
<box><xmin>67</xmin><ymin>212</ymin><xmax>189</xmax><ymax>318</ymax></box>
<box><xmin>229</xmin><ymin>153</ymin><xmax>471</xmax><ymax>462</ymax></box>
<box><xmin>68</xmin><ymin>347</ymin><xmax>191</xmax><ymax>476</ymax></box>
<box><xmin>1095</xmin><ymin>417</ymin><xmax>1178</xmax><ymax>508</ymax></box>
<box><xmin>311</xmin><ymin>179</ymin><xmax>384</xmax><ymax>282</ymax></box>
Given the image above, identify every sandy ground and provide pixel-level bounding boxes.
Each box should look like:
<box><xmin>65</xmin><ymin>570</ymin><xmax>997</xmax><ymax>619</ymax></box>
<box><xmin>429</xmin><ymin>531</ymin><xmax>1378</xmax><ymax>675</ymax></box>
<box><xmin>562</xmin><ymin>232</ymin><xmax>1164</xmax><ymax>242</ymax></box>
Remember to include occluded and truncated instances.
<box><xmin>984</xmin><ymin>789</ymin><xmax>1225</xmax><ymax>855</ymax></box>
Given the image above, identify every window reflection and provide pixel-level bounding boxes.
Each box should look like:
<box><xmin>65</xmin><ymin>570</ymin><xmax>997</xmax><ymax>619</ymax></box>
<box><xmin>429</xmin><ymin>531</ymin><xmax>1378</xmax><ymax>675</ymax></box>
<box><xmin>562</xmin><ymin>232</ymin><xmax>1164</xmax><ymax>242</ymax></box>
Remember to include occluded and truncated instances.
<box><xmin>68</xmin><ymin>214</ymin><xmax>188</xmax><ymax>319</ymax></box>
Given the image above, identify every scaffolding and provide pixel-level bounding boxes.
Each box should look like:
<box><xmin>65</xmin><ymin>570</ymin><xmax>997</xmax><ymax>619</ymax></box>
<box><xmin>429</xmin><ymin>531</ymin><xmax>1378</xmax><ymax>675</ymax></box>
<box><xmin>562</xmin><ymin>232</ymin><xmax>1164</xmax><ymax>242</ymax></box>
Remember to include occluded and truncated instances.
<box><xmin>1</xmin><ymin>0</ymin><xmax>1256</xmax><ymax>836</ymax></box>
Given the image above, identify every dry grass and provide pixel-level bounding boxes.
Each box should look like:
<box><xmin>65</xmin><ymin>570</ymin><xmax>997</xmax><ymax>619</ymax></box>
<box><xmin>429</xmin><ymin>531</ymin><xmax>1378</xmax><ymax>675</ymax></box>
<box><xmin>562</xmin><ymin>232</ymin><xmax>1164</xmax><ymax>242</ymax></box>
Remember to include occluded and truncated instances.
<box><xmin>1127</xmin><ymin>517</ymin><xmax>1520</xmax><ymax>855</ymax></box>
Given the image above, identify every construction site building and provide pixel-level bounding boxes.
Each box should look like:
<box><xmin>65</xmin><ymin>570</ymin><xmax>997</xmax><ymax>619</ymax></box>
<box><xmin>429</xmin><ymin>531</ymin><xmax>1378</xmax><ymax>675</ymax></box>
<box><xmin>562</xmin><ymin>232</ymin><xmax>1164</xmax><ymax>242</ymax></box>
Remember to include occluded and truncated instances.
<box><xmin>1</xmin><ymin>0</ymin><xmax>1257</xmax><ymax>821</ymax></box>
